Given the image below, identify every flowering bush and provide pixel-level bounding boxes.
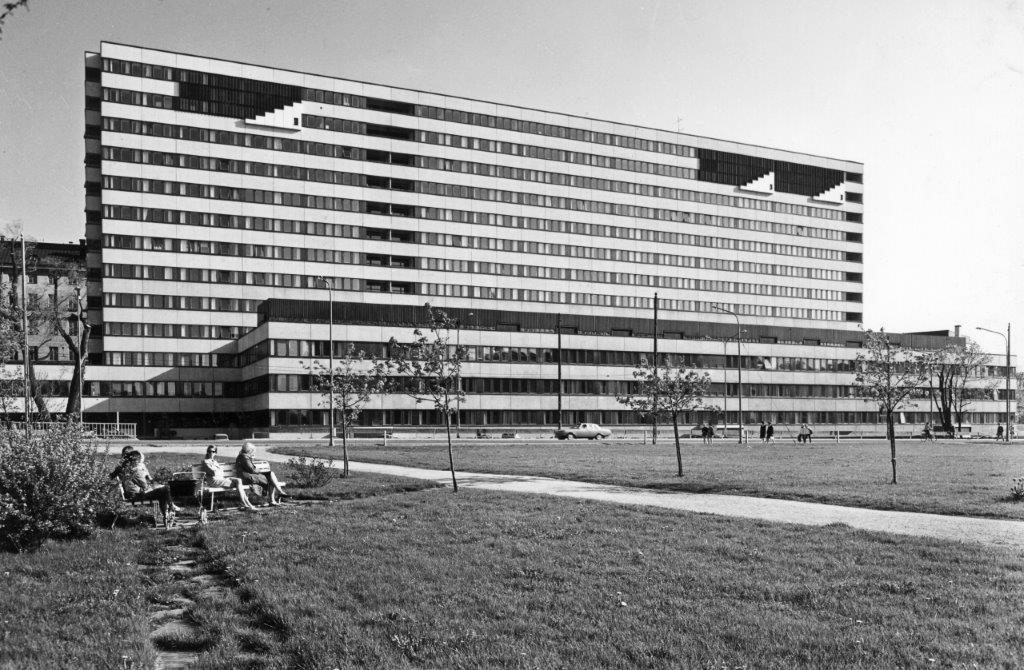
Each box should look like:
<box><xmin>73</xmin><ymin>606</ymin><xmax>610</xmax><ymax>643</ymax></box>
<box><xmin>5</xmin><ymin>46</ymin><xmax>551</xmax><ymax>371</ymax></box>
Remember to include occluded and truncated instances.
<box><xmin>0</xmin><ymin>425</ymin><xmax>115</xmax><ymax>552</ymax></box>
<box><xmin>1011</xmin><ymin>478</ymin><xmax>1024</xmax><ymax>502</ymax></box>
<box><xmin>286</xmin><ymin>456</ymin><xmax>336</xmax><ymax>488</ymax></box>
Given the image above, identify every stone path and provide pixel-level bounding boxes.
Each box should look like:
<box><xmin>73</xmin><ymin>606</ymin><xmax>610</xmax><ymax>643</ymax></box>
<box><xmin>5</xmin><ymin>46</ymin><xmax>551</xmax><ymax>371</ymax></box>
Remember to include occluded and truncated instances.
<box><xmin>131</xmin><ymin>444</ymin><xmax>1024</xmax><ymax>551</ymax></box>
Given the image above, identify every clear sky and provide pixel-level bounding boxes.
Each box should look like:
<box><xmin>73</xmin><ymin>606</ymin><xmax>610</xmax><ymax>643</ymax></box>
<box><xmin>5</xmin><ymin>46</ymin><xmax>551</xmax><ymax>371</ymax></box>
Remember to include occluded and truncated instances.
<box><xmin>0</xmin><ymin>0</ymin><xmax>1021</xmax><ymax>356</ymax></box>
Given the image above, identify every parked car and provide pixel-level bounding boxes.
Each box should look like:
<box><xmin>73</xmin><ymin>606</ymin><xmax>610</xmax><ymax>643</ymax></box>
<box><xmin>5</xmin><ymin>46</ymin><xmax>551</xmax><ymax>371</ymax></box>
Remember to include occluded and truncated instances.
<box><xmin>554</xmin><ymin>423</ymin><xmax>611</xmax><ymax>440</ymax></box>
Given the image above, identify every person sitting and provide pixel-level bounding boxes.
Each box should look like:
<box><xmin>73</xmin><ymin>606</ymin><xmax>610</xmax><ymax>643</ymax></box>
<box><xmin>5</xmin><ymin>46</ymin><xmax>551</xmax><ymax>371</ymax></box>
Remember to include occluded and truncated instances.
<box><xmin>109</xmin><ymin>448</ymin><xmax>181</xmax><ymax>525</ymax></box>
<box><xmin>202</xmin><ymin>444</ymin><xmax>257</xmax><ymax>510</ymax></box>
<box><xmin>235</xmin><ymin>442</ymin><xmax>288</xmax><ymax>506</ymax></box>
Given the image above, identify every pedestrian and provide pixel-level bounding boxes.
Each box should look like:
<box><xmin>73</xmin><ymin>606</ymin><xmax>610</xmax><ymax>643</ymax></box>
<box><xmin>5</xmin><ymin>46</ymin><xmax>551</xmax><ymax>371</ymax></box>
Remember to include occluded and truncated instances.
<box><xmin>759</xmin><ymin>421</ymin><xmax>767</xmax><ymax>444</ymax></box>
<box><xmin>766</xmin><ymin>422</ymin><xmax>775</xmax><ymax>444</ymax></box>
<box><xmin>997</xmin><ymin>425</ymin><xmax>1004</xmax><ymax>440</ymax></box>
<box><xmin>700</xmin><ymin>423</ymin><xmax>709</xmax><ymax>445</ymax></box>
<box><xmin>923</xmin><ymin>422</ymin><xmax>934</xmax><ymax>442</ymax></box>
<box><xmin>799</xmin><ymin>423</ymin><xmax>811</xmax><ymax>444</ymax></box>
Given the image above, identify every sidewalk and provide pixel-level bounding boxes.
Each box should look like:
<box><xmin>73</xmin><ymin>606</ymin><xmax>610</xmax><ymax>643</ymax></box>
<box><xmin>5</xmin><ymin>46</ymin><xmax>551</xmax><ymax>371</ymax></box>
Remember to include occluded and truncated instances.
<box><xmin>136</xmin><ymin>443</ymin><xmax>1024</xmax><ymax>550</ymax></box>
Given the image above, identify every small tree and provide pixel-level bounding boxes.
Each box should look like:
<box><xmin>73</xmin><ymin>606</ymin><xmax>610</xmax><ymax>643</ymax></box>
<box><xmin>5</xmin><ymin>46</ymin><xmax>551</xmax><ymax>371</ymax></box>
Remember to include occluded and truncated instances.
<box><xmin>389</xmin><ymin>304</ymin><xmax>466</xmax><ymax>492</ymax></box>
<box><xmin>926</xmin><ymin>340</ymin><xmax>991</xmax><ymax>433</ymax></box>
<box><xmin>618</xmin><ymin>359</ymin><xmax>711</xmax><ymax>476</ymax></box>
<box><xmin>310</xmin><ymin>343</ymin><xmax>390</xmax><ymax>477</ymax></box>
<box><xmin>854</xmin><ymin>330</ymin><xmax>929</xmax><ymax>484</ymax></box>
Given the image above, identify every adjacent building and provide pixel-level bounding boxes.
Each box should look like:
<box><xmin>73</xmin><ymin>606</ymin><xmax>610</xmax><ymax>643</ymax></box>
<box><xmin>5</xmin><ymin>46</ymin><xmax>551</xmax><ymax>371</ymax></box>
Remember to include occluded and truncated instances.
<box><xmin>78</xmin><ymin>42</ymin><xmax>1013</xmax><ymax>437</ymax></box>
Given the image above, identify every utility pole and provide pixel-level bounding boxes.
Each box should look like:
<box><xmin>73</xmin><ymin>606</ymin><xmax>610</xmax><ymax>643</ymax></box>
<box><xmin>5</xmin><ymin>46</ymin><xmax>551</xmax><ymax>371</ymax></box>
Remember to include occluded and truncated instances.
<box><xmin>712</xmin><ymin>305</ymin><xmax>744</xmax><ymax>444</ymax></box>
<box><xmin>652</xmin><ymin>292</ymin><xmax>659</xmax><ymax>443</ymax></box>
<box><xmin>319</xmin><ymin>277</ymin><xmax>335</xmax><ymax>450</ymax></box>
<box><xmin>557</xmin><ymin>313</ymin><xmax>563</xmax><ymax>430</ymax></box>
<box><xmin>20</xmin><ymin>234</ymin><xmax>30</xmax><ymax>434</ymax></box>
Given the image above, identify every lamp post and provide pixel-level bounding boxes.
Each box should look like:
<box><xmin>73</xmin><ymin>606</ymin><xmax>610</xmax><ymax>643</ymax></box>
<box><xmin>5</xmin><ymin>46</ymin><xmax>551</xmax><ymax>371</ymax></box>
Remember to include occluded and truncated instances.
<box><xmin>74</xmin><ymin>285</ymin><xmax>84</xmax><ymax>426</ymax></box>
<box><xmin>456</xmin><ymin>312</ymin><xmax>473</xmax><ymax>439</ymax></box>
<box><xmin>712</xmin><ymin>305</ymin><xmax>744</xmax><ymax>444</ymax></box>
<box><xmin>318</xmin><ymin>277</ymin><xmax>335</xmax><ymax>450</ymax></box>
<box><xmin>977</xmin><ymin>324</ymin><xmax>1012</xmax><ymax>442</ymax></box>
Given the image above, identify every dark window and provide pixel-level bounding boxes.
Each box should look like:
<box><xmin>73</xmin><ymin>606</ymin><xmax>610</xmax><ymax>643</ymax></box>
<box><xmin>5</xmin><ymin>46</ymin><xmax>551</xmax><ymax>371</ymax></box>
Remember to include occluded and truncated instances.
<box><xmin>846</xmin><ymin>192</ymin><xmax>862</xmax><ymax>204</ymax></box>
<box><xmin>845</xmin><ymin>293</ymin><xmax>863</xmax><ymax>303</ymax></box>
<box><xmin>846</xmin><ymin>212</ymin><xmax>862</xmax><ymax>223</ymax></box>
<box><xmin>365</xmin><ymin>97</ymin><xmax>416</xmax><ymax>115</ymax></box>
<box><xmin>365</xmin><ymin>124</ymin><xmax>415</xmax><ymax>141</ymax></box>
<box><xmin>846</xmin><ymin>172</ymin><xmax>863</xmax><ymax>184</ymax></box>
<box><xmin>845</xmin><ymin>232</ymin><xmax>862</xmax><ymax>243</ymax></box>
<box><xmin>845</xmin><ymin>313</ymin><xmax>863</xmax><ymax>323</ymax></box>
<box><xmin>845</xmin><ymin>252</ymin><xmax>863</xmax><ymax>263</ymax></box>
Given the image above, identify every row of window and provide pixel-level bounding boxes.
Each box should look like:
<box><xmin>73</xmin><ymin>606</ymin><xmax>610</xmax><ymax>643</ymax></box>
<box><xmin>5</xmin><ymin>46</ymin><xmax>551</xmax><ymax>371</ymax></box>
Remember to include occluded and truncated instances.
<box><xmin>100</xmin><ymin>177</ymin><xmax>862</xmax><ymax>284</ymax></box>
<box><xmin>103</xmin><ymin>142</ymin><xmax>705</xmax><ymax>210</ymax></box>
<box><xmin>103</xmin><ymin>292</ymin><xmax>263</xmax><ymax>312</ymax></box>
<box><xmin>100</xmin><ymin>135</ymin><xmax>852</xmax><ymax>227</ymax></box>
<box><xmin>104</xmin><ymin>322</ymin><xmax>245</xmax><ymax>339</ymax></box>
<box><xmin>102</xmin><ymin>145</ymin><xmax>853</xmax><ymax>264</ymax></box>
<box><xmin>305</xmin><ymin>113</ymin><xmax>854</xmax><ymax>223</ymax></box>
<box><xmin>101</xmin><ymin>114</ymin><xmax>696</xmax><ymax>184</ymax></box>
<box><xmin>101</xmin><ymin>58</ymin><xmax>702</xmax><ymax>158</ymax></box>
<box><xmin>418</xmin><ymin>283</ymin><xmax>848</xmax><ymax>321</ymax></box>
<box><xmin>101</xmin><ymin>259</ymin><xmax>850</xmax><ymax>322</ymax></box>
<box><xmin>102</xmin><ymin>233</ymin><xmax>853</xmax><ymax>300</ymax></box>
<box><xmin>99</xmin><ymin>118</ymin><xmax>855</xmax><ymax>244</ymax></box>
<box><xmin>100</xmin><ymin>203</ymin><xmax>856</xmax><ymax>273</ymax></box>
<box><xmin>253</xmin><ymin>338</ymin><xmax>862</xmax><ymax>372</ymax></box>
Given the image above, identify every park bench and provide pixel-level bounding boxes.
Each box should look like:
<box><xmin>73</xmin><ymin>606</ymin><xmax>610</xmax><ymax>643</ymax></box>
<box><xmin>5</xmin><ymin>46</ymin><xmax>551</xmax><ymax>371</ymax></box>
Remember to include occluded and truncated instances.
<box><xmin>172</xmin><ymin>460</ymin><xmax>286</xmax><ymax>516</ymax></box>
<box><xmin>501</xmin><ymin>432</ymin><xmax>520</xmax><ymax>439</ymax></box>
<box><xmin>113</xmin><ymin>479</ymin><xmax>173</xmax><ymax>529</ymax></box>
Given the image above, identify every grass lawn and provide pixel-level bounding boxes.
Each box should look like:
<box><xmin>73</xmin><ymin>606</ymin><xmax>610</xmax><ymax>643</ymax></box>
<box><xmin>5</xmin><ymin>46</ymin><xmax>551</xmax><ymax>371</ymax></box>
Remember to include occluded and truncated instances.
<box><xmin>273</xmin><ymin>437</ymin><xmax>1024</xmax><ymax>520</ymax></box>
<box><xmin>0</xmin><ymin>452</ymin><xmax>439</xmax><ymax>669</ymax></box>
<box><xmin>193</xmin><ymin>486</ymin><xmax>1024</xmax><ymax>669</ymax></box>
<box><xmin>4</xmin><ymin>450</ymin><xmax>1023</xmax><ymax>668</ymax></box>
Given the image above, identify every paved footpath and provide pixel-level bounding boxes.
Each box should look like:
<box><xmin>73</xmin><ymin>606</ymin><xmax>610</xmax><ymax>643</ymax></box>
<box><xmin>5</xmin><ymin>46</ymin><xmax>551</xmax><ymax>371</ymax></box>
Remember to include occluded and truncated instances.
<box><xmin>135</xmin><ymin>443</ymin><xmax>1024</xmax><ymax>551</ymax></box>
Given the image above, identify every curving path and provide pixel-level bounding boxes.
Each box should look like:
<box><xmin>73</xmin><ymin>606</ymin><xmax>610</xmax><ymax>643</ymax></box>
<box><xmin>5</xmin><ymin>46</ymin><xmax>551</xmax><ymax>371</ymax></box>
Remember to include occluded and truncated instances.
<box><xmin>131</xmin><ymin>443</ymin><xmax>1024</xmax><ymax>551</ymax></box>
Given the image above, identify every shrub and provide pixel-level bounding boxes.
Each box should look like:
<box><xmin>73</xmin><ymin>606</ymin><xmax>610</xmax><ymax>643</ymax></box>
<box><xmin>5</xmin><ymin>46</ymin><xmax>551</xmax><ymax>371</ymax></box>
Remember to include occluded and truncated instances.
<box><xmin>0</xmin><ymin>425</ymin><xmax>115</xmax><ymax>552</ymax></box>
<box><xmin>286</xmin><ymin>456</ymin><xmax>335</xmax><ymax>488</ymax></box>
<box><xmin>1011</xmin><ymin>478</ymin><xmax>1024</xmax><ymax>501</ymax></box>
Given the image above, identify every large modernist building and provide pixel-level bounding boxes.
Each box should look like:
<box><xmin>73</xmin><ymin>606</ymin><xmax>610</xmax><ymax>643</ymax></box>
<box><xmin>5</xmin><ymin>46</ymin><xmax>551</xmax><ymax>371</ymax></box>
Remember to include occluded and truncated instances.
<box><xmin>75</xmin><ymin>41</ymin><xmax>1014</xmax><ymax>437</ymax></box>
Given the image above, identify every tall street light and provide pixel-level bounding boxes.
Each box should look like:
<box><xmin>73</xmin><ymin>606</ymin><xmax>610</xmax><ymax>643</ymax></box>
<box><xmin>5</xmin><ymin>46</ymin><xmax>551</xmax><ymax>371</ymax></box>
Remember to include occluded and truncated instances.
<box><xmin>712</xmin><ymin>305</ymin><xmax>744</xmax><ymax>444</ymax></box>
<box><xmin>977</xmin><ymin>324</ymin><xmax>1012</xmax><ymax>442</ymax></box>
<box><xmin>318</xmin><ymin>277</ymin><xmax>335</xmax><ymax>450</ymax></box>
<box><xmin>456</xmin><ymin>312</ymin><xmax>473</xmax><ymax>439</ymax></box>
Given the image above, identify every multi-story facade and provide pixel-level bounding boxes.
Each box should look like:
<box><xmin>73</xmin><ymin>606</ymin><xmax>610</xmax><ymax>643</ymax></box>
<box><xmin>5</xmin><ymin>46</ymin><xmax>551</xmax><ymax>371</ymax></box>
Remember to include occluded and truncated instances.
<box><xmin>80</xmin><ymin>42</ymin><xmax>1014</xmax><ymax>437</ymax></box>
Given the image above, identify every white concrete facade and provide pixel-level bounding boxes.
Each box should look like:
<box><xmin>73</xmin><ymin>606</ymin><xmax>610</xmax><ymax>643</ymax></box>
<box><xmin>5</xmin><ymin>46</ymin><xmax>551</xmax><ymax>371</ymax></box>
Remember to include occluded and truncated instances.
<box><xmin>81</xmin><ymin>42</ymin><xmax>1014</xmax><ymax>437</ymax></box>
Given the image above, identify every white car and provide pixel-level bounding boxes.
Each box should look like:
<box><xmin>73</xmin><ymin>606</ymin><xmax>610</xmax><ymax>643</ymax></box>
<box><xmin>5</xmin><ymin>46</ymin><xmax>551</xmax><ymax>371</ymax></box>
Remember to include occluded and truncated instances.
<box><xmin>554</xmin><ymin>423</ymin><xmax>612</xmax><ymax>440</ymax></box>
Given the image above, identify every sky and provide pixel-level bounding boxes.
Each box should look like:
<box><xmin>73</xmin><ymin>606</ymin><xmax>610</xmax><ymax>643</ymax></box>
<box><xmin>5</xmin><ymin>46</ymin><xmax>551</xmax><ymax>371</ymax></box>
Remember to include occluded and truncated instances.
<box><xmin>0</xmin><ymin>0</ymin><xmax>1021</xmax><ymax>357</ymax></box>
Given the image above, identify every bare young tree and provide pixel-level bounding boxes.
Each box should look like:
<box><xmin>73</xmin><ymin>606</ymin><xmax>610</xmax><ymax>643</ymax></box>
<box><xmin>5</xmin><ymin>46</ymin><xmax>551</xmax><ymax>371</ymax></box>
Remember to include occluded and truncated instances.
<box><xmin>389</xmin><ymin>304</ymin><xmax>466</xmax><ymax>492</ymax></box>
<box><xmin>854</xmin><ymin>330</ymin><xmax>929</xmax><ymax>484</ymax></box>
<box><xmin>310</xmin><ymin>343</ymin><xmax>391</xmax><ymax>477</ymax></box>
<box><xmin>925</xmin><ymin>340</ymin><xmax>992</xmax><ymax>434</ymax></box>
<box><xmin>617</xmin><ymin>358</ymin><xmax>712</xmax><ymax>476</ymax></box>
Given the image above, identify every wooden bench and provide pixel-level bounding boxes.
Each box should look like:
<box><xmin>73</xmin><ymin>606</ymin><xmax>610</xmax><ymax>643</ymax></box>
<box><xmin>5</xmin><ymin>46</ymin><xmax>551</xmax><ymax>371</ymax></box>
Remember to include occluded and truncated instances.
<box><xmin>174</xmin><ymin>460</ymin><xmax>286</xmax><ymax>515</ymax></box>
<box><xmin>113</xmin><ymin>480</ymin><xmax>173</xmax><ymax>528</ymax></box>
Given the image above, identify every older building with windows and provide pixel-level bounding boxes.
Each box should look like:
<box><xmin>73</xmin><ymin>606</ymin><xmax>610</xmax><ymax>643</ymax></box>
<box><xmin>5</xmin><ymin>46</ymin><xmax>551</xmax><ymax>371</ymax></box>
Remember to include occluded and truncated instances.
<box><xmin>79</xmin><ymin>42</ymin><xmax>1014</xmax><ymax>437</ymax></box>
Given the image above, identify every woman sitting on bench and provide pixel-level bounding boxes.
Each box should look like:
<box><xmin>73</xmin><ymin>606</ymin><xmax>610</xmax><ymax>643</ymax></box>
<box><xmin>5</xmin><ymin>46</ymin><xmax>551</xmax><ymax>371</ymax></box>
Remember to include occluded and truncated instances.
<box><xmin>110</xmin><ymin>447</ymin><xmax>181</xmax><ymax>523</ymax></box>
<box><xmin>202</xmin><ymin>445</ymin><xmax>257</xmax><ymax>510</ymax></box>
<box><xmin>235</xmin><ymin>442</ymin><xmax>288</xmax><ymax>506</ymax></box>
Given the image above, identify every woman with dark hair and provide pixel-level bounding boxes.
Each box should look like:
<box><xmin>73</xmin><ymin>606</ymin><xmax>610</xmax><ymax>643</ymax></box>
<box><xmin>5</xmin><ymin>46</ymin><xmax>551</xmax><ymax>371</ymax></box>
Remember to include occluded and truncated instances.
<box><xmin>202</xmin><ymin>444</ymin><xmax>257</xmax><ymax>510</ymax></box>
<box><xmin>110</xmin><ymin>449</ymin><xmax>181</xmax><ymax>525</ymax></box>
<box><xmin>235</xmin><ymin>442</ymin><xmax>288</xmax><ymax>506</ymax></box>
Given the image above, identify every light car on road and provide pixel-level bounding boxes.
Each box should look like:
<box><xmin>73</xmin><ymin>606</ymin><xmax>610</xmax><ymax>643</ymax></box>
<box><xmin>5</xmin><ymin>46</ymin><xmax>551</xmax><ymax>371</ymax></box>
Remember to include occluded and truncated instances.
<box><xmin>554</xmin><ymin>423</ymin><xmax>612</xmax><ymax>440</ymax></box>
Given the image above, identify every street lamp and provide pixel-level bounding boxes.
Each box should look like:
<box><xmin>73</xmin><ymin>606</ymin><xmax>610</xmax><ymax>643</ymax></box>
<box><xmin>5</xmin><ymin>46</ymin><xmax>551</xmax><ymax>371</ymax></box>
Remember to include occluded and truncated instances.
<box><xmin>74</xmin><ymin>285</ymin><xmax>84</xmax><ymax>426</ymax></box>
<box><xmin>712</xmin><ymin>305</ymin><xmax>744</xmax><ymax>444</ymax></box>
<box><xmin>318</xmin><ymin>277</ymin><xmax>335</xmax><ymax>450</ymax></box>
<box><xmin>977</xmin><ymin>324</ymin><xmax>1012</xmax><ymax>442</ymax></box>
<box><xmin>456</xmin><ymin>312</ymin><xmax>473</xmax><ymax>438</ymax></box>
